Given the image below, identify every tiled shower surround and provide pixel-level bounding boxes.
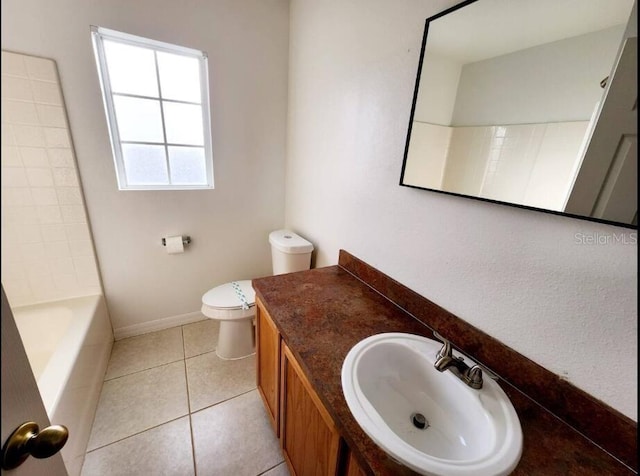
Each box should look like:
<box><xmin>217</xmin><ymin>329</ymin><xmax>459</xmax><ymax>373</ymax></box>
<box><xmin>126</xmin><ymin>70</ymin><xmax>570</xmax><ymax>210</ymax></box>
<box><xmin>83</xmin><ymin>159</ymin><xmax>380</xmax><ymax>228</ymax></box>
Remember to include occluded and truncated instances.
<box><xmin>404</xmin><ymin>120</ymin><xmax>588</xmax><ymax>210</ymax></box>
<box><xmin>1</xmin><ymin>51</ymin><xmax>102</xmax><ymax>306</ymax></box>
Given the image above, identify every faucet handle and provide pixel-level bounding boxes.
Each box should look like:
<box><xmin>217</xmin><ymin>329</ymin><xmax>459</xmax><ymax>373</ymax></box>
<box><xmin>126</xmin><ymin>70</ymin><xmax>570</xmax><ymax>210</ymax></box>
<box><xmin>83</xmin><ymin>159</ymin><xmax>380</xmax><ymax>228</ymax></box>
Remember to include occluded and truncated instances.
<box><xmin>467</xmin><ymin>365</ymin><xmax>483</xmax><ymax>389</ymax></box>
<box><xmin>433</xmin><ymin>331</ymin><xmax>452</xmax><ymax>360</ymax></box>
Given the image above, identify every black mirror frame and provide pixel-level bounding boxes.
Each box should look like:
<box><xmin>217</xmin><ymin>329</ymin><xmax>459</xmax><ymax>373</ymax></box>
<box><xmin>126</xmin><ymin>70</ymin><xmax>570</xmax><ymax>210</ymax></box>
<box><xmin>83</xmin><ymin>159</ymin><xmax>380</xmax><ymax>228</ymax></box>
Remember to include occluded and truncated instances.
<box><xmin>399</xmin><ymin>0</ymin><xmax>637</xmax><ymax>230</ymax></box>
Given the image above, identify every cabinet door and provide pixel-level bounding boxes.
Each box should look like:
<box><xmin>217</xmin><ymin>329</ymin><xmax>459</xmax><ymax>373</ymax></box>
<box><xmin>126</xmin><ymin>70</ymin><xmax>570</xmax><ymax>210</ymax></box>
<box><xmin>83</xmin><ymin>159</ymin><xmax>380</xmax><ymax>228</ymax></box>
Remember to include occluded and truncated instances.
<box><xmin>343</xmin><ymin>449</ymin><xmax>368</xmax><ymax>476</ymax></box>
<box><xmin>281</xmin><ymin>343</ymin><xmax>342</xmax><ymax>476</ymax></box>
<box><xmin>256</xmin><ymin>297</ymin><xmax>280</xmax><ymax>435</ymax></box>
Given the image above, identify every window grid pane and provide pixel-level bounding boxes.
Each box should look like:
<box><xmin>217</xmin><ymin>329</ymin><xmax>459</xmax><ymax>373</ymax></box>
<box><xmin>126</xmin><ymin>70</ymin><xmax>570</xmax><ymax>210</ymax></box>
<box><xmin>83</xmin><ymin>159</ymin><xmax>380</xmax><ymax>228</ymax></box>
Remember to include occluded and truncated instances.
<box><xmin>168</xmin><ymin>146</ymin><xmax>207</xmax><ymax>185</ymax></box>
<box><xmin>103</xmin><ymin>40</ymin><xmax>159</xmax><ymax>97</ymax></box>
<box><xmin>121</xmin><ymin>144</ymin><xmax>169</xmax><ymax>185</ymax></box>
<box><xmin>112</xmin><ymin>96</ymin><xmax>164</xmax><ymax>143</ymax></box>
<box><xmin>93</xmin><ymin>26</ymin><xmax>213</xmax><ymax>190</ymax></box>
<box><xmin>157</xmin><ymin>51</ymin><xmax>202</xmax><ymax>103</ymax></box>
<box><xmin>163</xmin><ymin>102</ymin><xmax>205</xmax><ymax>146</ymax></box>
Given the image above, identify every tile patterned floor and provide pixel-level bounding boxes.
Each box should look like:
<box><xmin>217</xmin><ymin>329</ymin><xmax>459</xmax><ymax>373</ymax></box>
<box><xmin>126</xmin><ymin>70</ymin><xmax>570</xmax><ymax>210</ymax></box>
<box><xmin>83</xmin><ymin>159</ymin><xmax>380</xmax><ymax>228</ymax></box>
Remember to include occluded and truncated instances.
<box><xmin>81</xmin><ymin>319</ymin><xmax>289</xmax><ymax>476</ymax></box>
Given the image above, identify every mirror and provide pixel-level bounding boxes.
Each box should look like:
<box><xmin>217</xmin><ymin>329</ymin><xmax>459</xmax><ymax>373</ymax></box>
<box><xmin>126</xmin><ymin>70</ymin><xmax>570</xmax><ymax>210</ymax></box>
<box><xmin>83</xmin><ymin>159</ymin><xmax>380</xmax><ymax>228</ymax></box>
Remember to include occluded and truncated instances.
<box><xmin>401</xmin><ymin>0</ymin><xmax>637</xmax><ymax>228</ymax></box>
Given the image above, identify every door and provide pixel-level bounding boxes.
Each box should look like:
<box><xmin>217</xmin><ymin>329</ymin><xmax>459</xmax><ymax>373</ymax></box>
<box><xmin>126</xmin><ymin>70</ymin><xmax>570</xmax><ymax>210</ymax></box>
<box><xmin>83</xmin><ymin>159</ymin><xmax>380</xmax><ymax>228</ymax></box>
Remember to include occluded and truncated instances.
<box><xmin>280</xmin><ymin>343</ymin><xmax>341</xmax><ymax>476</ymax></box>
<box><xmin>1</xmin><ymin>285</ymin><xmax>67</xmax><ymax>475</ymax></box>
<box><xmin>564</xmin><ymin>15</ymin><xmax>638</xmax><ymax>223</ymax></box>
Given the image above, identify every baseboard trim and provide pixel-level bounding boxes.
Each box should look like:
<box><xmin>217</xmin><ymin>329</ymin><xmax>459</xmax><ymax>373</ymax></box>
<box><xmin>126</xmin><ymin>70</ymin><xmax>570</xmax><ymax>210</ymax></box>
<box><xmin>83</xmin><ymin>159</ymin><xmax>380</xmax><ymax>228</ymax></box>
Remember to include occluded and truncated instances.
<box><xmin>113</xmin><ymin>311</ymin><xmax>206</xmax><ymax>340</ymax></box>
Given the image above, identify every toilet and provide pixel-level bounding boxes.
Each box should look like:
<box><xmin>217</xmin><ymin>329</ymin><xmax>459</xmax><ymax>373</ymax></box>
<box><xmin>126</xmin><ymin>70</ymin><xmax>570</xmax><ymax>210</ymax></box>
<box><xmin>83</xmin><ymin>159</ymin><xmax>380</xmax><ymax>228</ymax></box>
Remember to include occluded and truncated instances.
<box><xmin>201</xmin><ymin>229</ymin><xmax>314</xmax><ymax>359</ymax></box>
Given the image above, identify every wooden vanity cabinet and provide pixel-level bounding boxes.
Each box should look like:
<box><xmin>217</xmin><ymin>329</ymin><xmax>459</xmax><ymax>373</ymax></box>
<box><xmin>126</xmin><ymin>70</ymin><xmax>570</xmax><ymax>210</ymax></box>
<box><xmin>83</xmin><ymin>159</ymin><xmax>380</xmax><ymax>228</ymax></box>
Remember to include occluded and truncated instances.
<box><xmin>343</xmin><ymin>450</ymin><xmax>368</xmax><ymax>476</ymax></box>
<box><xmin>256</xmin><ymin>297</ymin><xmax>368</xmax><ymax>476</ymax></box>
<box><xmin>256</xmin><ymin>298</ymin><xmax>281</xmax><ymax>435</ymax></box>
<box><xmin>280</xmin><ymin>342</ymin><xmax>342</xmax><ymax>475</ymax></box>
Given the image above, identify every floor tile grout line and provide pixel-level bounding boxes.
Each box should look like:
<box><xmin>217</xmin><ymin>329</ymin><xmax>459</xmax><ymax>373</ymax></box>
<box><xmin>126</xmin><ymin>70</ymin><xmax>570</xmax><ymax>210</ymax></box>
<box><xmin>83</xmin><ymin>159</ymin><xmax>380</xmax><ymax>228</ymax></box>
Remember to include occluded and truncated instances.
<box><xmin>190</xmin><ymin>387</ymin><xmax>257</xmax><ymax>416</ymax></box>
<box><xmin>104</xmin><ymin>326</ymin><xmax>188</xmax><ymax>381</ymax></box>
<box><xmin>103</xmin><ymin>356</ymin><xmax>185</xmax><ymax>382</ymax></box>
<box><xmin>185</xmin><ymin>347</ymin><xmax>219</xmax><ymax>359</ymax></box>
<box><xmin>184</xmin><ymin>325</ymin><xmax>219</xmax><ymax>358</ymax></box>
<box><xmin>182</xmin><ymin>324</ymin><xmax>198</xmax><ymax>476</ymax></box>
<box><xmin>183</xmin><ymin>319</ymin><xmax>220</xmax><ymax>359</ymax></box>
<box><xmin>256</xmin><ymin>461</ymin><xmax>286</xmax><ymax>475</ymax></box>
<box><xmin>188</xmin><ymin>411</ymin><xmax>198</xmax><ymax>476</ymax></box>
<box><xmin>185</xmin><ymin>346</ymin><xmax>254</xmax><ymax>363</ymax></box>
<box><xmin>181</xmin><ymin>326</ymin><xmax>192</xmax><ymax>414</ymax></box>
<box><xmin>185</xmin><ymin>348</ymin><xmax>220</xmax><ymax>362</ymax></box>
<box><xmin>84</xmin><ymin>414</ymin><xmax>190</xmax><ymax>454</ymax></box>
<box><xmin>180</xmin><ymin>322</ymin><xmax>188</xmax><ymax>360</ymax></box>
<box><xmin>183</xmin><ymin>321</ymin><xmax>257</xmax><ymax>475</ymax></box>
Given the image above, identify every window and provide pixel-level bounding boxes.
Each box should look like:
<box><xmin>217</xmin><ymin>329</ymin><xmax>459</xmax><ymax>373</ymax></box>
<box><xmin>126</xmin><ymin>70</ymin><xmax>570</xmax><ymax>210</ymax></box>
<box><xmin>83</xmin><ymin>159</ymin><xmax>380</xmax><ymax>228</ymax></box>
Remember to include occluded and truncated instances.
<box><xmin>91</xmin><ymin>26</ymin><xmax>214</xmax><ymax>190</ymax></box>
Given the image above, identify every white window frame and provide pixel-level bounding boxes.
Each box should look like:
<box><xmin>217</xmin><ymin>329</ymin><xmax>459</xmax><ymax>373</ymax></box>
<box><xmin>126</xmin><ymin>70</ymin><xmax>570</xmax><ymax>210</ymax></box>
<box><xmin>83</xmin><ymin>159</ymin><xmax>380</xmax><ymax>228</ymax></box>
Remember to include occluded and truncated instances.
<box><xmin>91</xmin><ymin>26</ymin><xmax>214</xmax><ymax>190</ymax></box>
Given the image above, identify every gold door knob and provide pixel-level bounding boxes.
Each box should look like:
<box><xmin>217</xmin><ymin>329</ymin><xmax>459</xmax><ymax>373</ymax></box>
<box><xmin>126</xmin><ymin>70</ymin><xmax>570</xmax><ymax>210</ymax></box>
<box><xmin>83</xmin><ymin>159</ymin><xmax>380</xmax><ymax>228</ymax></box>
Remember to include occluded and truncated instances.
<box><xmin>1</xmin><ymin>421</ymin><xmax>69</xmax><ymax>470</ymax></box>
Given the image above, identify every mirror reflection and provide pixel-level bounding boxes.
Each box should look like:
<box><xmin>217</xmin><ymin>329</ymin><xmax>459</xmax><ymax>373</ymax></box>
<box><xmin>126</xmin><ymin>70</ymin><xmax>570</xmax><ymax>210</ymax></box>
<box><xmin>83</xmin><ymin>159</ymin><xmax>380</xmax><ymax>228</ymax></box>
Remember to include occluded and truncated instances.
<box><xmin>401</xmin><ymin>0</ymin><xmax>637</xmax><ymax>227</ymax></box>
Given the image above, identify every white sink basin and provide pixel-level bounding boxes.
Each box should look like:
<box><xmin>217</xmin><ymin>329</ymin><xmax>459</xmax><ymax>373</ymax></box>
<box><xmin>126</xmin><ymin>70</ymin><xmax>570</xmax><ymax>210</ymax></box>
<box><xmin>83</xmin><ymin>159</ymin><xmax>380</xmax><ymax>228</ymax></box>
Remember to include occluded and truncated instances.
<box><xmin>341</xmin><ymin>333</ymin><xmax>522</xmax><ymax>476</ymax></box>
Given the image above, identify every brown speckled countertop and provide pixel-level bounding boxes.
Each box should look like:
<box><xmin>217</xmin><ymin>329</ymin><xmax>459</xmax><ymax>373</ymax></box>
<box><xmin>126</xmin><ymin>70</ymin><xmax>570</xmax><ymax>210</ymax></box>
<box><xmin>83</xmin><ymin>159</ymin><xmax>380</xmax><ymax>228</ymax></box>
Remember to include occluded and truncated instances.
<box><xmin>253</xmin><ymin>259</ymin><xmax>636</xmax><ymax>475</ymax></box>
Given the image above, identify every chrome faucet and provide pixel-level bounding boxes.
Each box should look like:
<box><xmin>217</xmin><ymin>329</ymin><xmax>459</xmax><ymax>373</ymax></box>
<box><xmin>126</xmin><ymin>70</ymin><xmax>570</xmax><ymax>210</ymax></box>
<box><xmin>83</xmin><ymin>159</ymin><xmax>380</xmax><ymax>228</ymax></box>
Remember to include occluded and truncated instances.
<box><xmin>433</xmin><ymin>332</ymin><xmax>483</xmax><ymax>389</ymax></box>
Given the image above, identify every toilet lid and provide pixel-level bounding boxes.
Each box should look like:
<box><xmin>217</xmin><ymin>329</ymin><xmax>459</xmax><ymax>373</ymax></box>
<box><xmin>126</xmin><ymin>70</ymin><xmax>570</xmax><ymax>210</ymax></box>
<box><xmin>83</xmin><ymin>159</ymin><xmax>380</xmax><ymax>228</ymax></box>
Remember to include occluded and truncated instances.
<box><xmin>202</xmin><ymin>280</ymin><xmax>256</xmax><ymax>310</ymax></box>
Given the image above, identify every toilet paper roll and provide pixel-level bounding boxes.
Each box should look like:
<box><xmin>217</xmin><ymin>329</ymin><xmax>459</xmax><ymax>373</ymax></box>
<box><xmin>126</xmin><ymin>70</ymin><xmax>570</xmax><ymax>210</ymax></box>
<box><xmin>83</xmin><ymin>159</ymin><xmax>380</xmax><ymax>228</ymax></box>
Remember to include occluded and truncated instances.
<box><xmin>165</xmin><ymin>236</ymin><xmax>184</xmax><ymax>254</ymax></box>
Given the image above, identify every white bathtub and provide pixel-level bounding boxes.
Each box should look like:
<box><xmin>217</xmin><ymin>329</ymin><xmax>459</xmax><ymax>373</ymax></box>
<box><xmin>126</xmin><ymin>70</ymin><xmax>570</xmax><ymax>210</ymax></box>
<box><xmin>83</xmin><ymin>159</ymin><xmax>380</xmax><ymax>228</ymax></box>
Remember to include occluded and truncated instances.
<box><xmin>13</xmin><ymin>295</ymin><xmax>113</xmax><ymax>476</ymax></box>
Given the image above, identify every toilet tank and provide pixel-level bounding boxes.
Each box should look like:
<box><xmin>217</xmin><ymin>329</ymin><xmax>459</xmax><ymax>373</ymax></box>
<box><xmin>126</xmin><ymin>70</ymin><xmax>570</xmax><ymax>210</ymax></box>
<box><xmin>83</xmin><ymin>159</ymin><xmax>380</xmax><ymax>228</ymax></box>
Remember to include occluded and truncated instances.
<box><xmin>269</xmin><ymin>229</ymin><xmax>314</xmax><ymax>275</ymax></box>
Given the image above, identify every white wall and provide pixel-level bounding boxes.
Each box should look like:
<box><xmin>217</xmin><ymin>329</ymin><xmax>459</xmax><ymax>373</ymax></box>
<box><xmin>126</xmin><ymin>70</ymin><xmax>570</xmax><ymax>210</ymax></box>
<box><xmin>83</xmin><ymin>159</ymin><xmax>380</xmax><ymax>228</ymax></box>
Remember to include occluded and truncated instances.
<box><xmin>451</xmin><ymin>26</ymin><xmax>625</xmax><ymax>126</ymax></box>
<box><xmin>413</xmin><ymin>52</ymin><xmax>461</xmax><ymax>125</ymax></box>
<box><xmin>286</xmin><ymin>0</ymin><xmax>637</xmax><ymax>420</ymax></box>
<box><xmin>402</xmin><ymin>122</ymin><xmax>450</xmax><ymax>189</ymax></box>
<box><xmin>1</xmin><ymin>0</ymin><xmax>289</xmax><ymax>333</ymax></box>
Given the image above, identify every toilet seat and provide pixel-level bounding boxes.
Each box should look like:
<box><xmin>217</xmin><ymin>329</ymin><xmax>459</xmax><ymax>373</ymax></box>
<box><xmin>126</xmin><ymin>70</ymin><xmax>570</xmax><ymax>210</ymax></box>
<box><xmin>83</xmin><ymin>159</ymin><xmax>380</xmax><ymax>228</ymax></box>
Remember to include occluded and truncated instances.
<box><xmin>201</xmin><ymin>280</ymin><xmax>256</xmax><ymax>321</ymax></box>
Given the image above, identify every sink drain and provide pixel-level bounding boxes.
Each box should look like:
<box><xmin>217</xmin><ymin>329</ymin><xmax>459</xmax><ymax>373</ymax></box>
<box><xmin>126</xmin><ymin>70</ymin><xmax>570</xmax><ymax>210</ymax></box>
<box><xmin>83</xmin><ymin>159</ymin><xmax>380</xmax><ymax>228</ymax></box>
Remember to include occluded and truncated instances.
<box><xmin>411</xmin><ymin>412</ymin><xmax>429</xmax><ymax>430</ymax></box>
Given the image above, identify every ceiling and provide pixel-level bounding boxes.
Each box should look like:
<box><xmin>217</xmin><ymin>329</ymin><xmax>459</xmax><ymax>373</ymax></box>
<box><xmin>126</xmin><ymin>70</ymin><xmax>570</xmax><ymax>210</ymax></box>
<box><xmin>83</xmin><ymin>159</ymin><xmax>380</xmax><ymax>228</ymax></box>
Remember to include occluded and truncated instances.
<box><xmin>425</xmin><ymin>0</ymin><xmax>635</xmax><ymax>64</ymax></box>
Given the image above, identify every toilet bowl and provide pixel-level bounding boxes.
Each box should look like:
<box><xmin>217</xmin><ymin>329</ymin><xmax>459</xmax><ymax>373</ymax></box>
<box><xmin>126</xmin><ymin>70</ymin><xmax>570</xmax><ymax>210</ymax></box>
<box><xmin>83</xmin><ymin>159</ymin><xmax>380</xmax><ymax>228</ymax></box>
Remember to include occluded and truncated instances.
<box><xmin>201</xmin><ymin>230</ymin><xmax>314</xmax><ymax>360</ymax></box>
<box><xmin>201</xmin><ymin>280</ymin><xmax>256</xmax><ymax>360</ymax></box>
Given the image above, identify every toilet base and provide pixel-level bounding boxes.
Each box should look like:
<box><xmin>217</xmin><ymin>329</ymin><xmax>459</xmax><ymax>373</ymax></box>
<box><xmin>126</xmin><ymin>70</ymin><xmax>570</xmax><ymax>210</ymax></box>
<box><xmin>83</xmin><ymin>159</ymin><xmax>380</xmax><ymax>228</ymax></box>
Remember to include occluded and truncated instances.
<box><xmin>216</xmin><ymin>319</ymin><xmax>255</xmax><ymax>360</ymax></box>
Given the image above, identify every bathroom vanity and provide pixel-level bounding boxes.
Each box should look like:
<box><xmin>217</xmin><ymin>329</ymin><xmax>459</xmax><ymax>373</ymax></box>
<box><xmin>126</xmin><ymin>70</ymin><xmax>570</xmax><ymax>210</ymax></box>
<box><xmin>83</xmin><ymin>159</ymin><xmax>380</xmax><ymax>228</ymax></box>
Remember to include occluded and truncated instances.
<box><xmin>252</xmin><ymin>251</ymin><xmax>636</xmax><ymax>475</ymax></box>
<box><xmin>256</xmin><ymin>298</ymin><xmax>359</xmax><ymax>474</ymax></box>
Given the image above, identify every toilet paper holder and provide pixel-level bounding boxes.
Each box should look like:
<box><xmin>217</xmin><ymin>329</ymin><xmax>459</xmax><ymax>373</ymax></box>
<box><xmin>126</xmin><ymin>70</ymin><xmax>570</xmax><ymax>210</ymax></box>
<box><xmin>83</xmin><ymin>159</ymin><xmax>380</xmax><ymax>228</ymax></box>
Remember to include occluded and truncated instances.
<box><xmin>161</xmin><ymin>236</ymin><xmax>191</xmax><ymax>246</ymax></box>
